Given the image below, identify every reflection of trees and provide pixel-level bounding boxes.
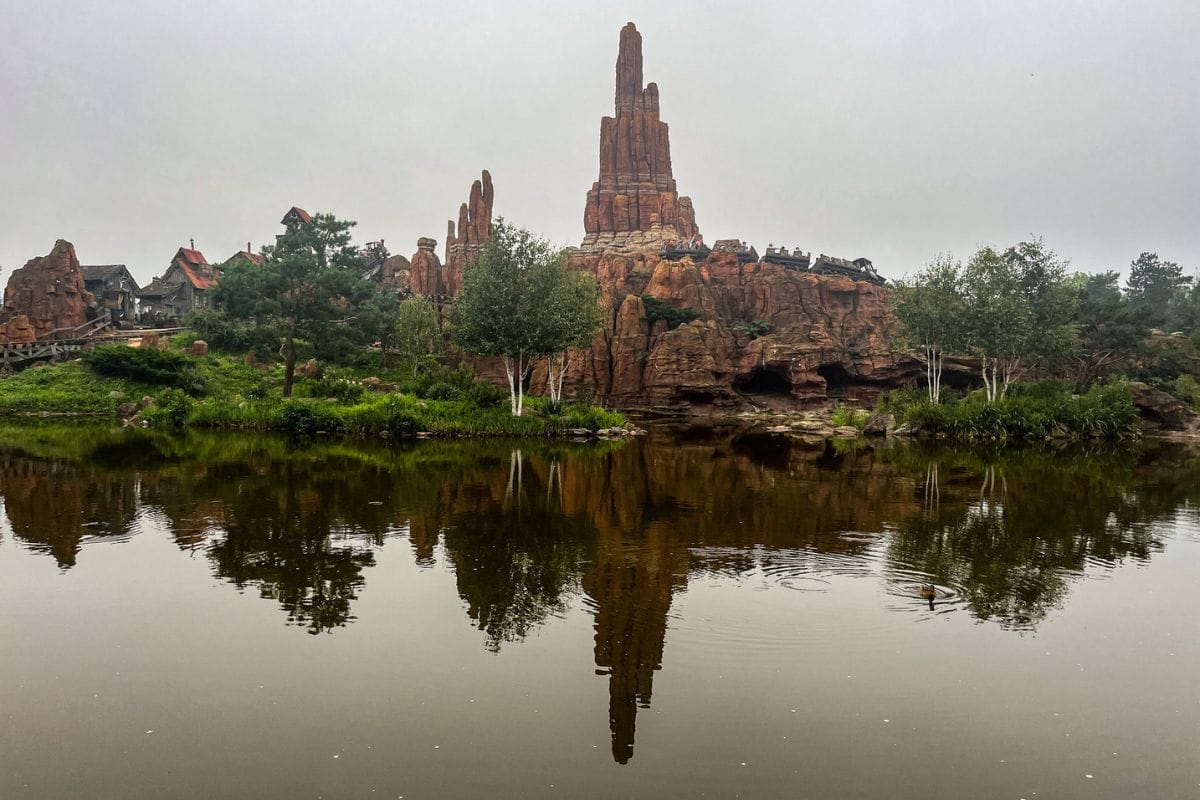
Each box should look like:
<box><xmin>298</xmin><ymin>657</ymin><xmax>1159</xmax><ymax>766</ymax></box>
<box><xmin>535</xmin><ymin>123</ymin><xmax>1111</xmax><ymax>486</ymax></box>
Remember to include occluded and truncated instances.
<box><xmin>885</xmin><ymin>443</ymin><xmax>1199</xmax><ymax>629</ymax></box>
<box><xmin>441</xmin><ymin>452</ymin><xmax>595</xmax><ymax>652</ymax></box>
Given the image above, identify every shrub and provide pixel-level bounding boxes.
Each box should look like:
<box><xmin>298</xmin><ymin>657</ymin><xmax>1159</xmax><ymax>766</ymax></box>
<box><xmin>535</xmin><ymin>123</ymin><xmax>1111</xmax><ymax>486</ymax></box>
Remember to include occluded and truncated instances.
<box><xmin>308</xmin><ymin>377</ymin><xmax>366</xmax><ymax>402</ymax></box>
<box><xmin>830</xmin><ymin>403</ymin><xmax>870</xmax><ymax>429</ymax></box>
<box><xmin>143</xmin><ymin>388</ymin><xmax>194</xmax><ymax>428</ymax></box>
<box><xmin>279</xmin><ymin>401</ymin><xmax>343</xmax><ymax>437</ymax></box>
<box><xmin>889</xmin><ymin>380</ymin><xmax>1137</xmax><ymax>440</ymax></box>
<box><xmin>731</xmin><ymin>319</ymin><xmax>774</xmax><ymax>339</ymax></box>
<box><xmin>84</xmin><ymin>345</ymin><xmax>189</xmax><ymax>386</ymax></box>
<box><xmin>464</xmin><ymin>380</ymin><xmax>507</xmax><ymax>409</ymax></box>
<box><xmin>641</xmin><ymin>295</ymin><xmax>700</xmax><ymax>330</ymax></box>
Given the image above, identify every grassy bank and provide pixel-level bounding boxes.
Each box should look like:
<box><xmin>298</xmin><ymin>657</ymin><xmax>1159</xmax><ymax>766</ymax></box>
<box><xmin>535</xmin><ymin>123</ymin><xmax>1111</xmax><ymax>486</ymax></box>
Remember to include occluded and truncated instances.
<box><xmin>0</xmin><ymin>347</ymin><xmax>625</xmax><ymax>438</ymax></box>
<box><xmin>884</xmin><ymin>380</ymin><xmax>1139</xmax><ymax>440</ymax></box>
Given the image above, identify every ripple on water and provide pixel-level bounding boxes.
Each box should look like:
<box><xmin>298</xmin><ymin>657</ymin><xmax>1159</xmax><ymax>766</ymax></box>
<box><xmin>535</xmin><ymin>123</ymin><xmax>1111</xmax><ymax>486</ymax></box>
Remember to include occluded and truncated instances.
<box><xmin>880</xmin><ymin>566</ymin><xmax>969</xmax><ymax>620</ymax></box>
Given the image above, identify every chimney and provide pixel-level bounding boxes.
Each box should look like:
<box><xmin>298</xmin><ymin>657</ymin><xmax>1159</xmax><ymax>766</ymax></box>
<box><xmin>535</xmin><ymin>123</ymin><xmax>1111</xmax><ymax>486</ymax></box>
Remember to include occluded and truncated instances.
<box><xmin>189</xmin><ymin>238</ymin><xmax>195</xmax><ymax>250</ymax></box>
<box><xmin>247</xmin><ymin>241</ymin><xmax>251</xmax><ymax>253</ymax></box>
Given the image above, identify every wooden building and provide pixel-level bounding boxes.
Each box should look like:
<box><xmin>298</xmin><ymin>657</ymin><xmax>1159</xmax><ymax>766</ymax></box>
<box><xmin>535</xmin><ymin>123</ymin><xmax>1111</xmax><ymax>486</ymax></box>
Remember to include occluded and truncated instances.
<box><xmin>80</xmin><ymin>264</ymin><xmax>140</xmax><ymax>322</ymax></box>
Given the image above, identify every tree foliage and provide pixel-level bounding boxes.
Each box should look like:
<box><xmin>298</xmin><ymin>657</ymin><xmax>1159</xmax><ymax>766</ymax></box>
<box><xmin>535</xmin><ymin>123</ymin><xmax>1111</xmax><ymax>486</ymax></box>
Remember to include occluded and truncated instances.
<box><xmin>1126</xmin><ymin>252</ymin><xmax>1189</xmax><ymax>330</ymax></box>
<box><xmin>213</xmin><ymin>213</ymin><xmax>385</xmax><ymax>397</ymax></box>
<box><xmin>392</xmin><ymin>296</ymin><xmax>441</xmax><ymax>377</ymax></box>
<box><xmin>450</xmin><ymin>221</ymin><xmax>603</xmax><ymax>415</ymax></box>
<box><xmin>890</xmin><ymin>254</ymin><xmax>964</xmax><ymax>403</ymax></box>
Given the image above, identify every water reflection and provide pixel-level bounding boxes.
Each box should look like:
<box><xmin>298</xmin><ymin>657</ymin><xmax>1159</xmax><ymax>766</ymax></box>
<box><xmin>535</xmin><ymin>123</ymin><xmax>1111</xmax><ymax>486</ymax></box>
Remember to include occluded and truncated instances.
<box><xmin>2</xmin><ymin>424</ymin><xmax>1199</xmax><ymax>763</ymax></box>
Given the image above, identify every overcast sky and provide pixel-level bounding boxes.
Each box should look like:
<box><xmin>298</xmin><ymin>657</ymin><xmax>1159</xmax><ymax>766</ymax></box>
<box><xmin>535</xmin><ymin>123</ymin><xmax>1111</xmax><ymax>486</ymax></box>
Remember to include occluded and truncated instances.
<box><xmin>3</xmin><ymin>0</ymin><xmax>1197</xmax><ymax>286</ymax></box>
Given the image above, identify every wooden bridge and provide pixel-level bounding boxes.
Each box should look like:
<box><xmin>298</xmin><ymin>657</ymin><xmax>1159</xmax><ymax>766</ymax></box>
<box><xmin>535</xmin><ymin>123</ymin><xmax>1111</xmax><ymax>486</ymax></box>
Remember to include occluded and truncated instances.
<box><xmin>0</xmin><ymin>318</ymin><xmax>183</xmax><ymax>369</ymax></box>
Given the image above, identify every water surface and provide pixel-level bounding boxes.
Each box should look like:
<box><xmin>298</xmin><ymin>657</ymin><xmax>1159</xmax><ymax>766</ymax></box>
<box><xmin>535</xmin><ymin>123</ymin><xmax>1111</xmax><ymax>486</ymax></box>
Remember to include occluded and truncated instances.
<box><xmin>1</xmin><ymin>425</ymin><xmax>1198</xmax><ymax>798</ymax></box>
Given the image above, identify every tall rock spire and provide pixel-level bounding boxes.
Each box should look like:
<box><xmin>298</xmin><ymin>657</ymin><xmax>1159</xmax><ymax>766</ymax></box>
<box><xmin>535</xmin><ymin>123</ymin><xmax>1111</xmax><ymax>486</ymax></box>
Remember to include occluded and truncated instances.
<box><xmin>583</xmin><ymin>22</ymin><xmax>699</xmax><ymax>248</ymax></box>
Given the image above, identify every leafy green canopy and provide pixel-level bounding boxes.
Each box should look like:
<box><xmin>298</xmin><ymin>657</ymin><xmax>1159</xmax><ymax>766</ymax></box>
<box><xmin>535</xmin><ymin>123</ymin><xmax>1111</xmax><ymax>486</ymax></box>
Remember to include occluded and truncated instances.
<box><xmin>450</xmin><ymin>220</ymin><xmax>603</xmax><ymax>414</ymax></box>
<box><xmin>212</xmin><ymin>212</ymin><xmax>388</xmax><ymax>396</ymax></box>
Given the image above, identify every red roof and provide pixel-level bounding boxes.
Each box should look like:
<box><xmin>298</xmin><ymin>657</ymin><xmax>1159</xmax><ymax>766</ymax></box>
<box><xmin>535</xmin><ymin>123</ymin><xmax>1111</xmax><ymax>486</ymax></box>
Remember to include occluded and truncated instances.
<box><xmin>281</xmin><ymin>206</ymin><xmax>312</xmax><ymax>225</ymax></box>
<box><xmin>175</xmin><ymin>259</ymin><xmax>219</xmax><ymax>290</ymax></box>
<box><xmin>173</xmin><ymin>246</ymin><xmax>209</xmax><ymax>267</ymax></box>
<box><xmin>226</xmin><ymin>250</ymin><xmax>265</xmax><ymax>266</ymax></box>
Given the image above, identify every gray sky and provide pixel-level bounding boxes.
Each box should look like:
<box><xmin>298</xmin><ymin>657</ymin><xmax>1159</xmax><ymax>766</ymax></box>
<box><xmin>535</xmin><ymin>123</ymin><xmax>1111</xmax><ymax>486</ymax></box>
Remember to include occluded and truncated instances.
<box><xmin>3</xmin><ymin>0</ymin><xmax>1198</xmax><ymax>286</ymax></box>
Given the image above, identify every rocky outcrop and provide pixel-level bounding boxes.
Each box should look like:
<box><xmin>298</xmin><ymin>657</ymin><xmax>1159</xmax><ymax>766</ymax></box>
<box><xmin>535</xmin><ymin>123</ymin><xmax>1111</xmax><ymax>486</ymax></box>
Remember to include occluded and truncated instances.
<box><xmin>0</xmin><ymin>240</ymin><xmax>94</xmax><ymax>343</ymax></box>
<box><xmin>444</xmin><ymin>170</ymin><xmax>493</xmax><ymax>296</ymax></box>
<box><xmin>407</xmin><ymin>238</ymin><xmax>443</xmax><ymax>298</ymax></box>
<box><xmin>558</xmin><ymin>248</ymin><xmax>919</xmax><ymax>408</ymax></box>
<box><xmin>580</xmin><ymin>23</ymin><xmax>699</xmax><ymax>255</ymax></box>
<box><xmin>1129</xmin><ymin>382</ymin><xmax>1196</xmax><ymax>431</ymax></box>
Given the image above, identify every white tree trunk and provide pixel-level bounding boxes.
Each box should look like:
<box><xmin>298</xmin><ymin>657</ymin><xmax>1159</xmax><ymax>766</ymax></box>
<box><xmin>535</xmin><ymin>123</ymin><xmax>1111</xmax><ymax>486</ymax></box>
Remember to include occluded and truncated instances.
<box><xmin>503</xmin><ymin>355</ymin><xmax>518</xmax><ymax>415</ymax></box>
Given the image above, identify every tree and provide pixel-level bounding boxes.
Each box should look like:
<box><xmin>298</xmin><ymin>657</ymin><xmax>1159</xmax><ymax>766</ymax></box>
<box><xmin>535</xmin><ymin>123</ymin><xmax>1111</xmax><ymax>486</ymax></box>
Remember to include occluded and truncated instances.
<box><xmin>451</xmin><ymin>221</ymin><xmax>602</xmax><ymax>416</ymax></box>
<box><xmin>1125</xmin><ymin>252</ymin><xmax>1189</xmax><ymax>330</ymax></box>
<box><xmin>213</xmin><ymin>213</ymin><xmax>384</xmax><ymax>397</ymax></box>
<box><xmin>1068</xmin><ymin>271</ymin><xmax>1141</xmax><ymax>389</ymax></box>
<box><xmin>890</xmin><ymin>254</ymin><xmax>964</xmax><ymax>403</ymax></box>
<box><xmin>541</xmin><ymin>268</ymin><xmax>604</xmax><ymax>404</ymax></box>
<box><xmin>959</xmin><ymin>239</ymin><xmax>1076</xmax><ymax>402</ymax></box>
<box><xmin>393</xmin><ymin>296</ymin><xmax>441</xmax><ymax>377</ymax></box>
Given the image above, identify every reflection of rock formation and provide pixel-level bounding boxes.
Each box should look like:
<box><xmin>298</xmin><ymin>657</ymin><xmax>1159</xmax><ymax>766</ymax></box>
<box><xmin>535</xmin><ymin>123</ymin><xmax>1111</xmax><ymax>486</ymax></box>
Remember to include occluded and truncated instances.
<box><xmin>581</xmin><ymin>23</ymin><xmax>699</xmax><ymax>253</ymax></box>
<box><xmin>582</xmin><ymin>531</ymin><xmax>685</xmax><ymax>764</ymax></box>
<box><xmin>0</xmin><ymin>455</ymin><xmax>137</xmax><ymax>568</ymax></box>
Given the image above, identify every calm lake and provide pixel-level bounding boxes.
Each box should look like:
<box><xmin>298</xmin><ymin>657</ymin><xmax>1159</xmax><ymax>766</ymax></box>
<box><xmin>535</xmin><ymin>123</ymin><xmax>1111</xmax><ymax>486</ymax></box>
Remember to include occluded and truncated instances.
<box><xmin>1</xmin><ymin>424</ymin><xmax>1198</xmax><ymax>799</ymax></box>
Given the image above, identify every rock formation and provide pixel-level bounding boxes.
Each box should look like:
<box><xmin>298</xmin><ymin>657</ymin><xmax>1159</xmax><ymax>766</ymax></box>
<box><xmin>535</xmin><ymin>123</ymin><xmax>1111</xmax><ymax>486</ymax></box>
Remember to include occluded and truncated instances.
<box><xmin>407</xmin><ymin>237</ymin><xmax>443</xmax><ymax>298</ymax></box>
<box><xmin>580</xmin><ymin>23</ymin><xmax>699</xmax><ymax>254</ymax></box>
<box><xmin>0</xmin><ymin>240</ymin><xmax>94</xmax><ymax>344</ymax></box>
<box><xmin>445</xmin><ymin>170</ymin><xmax>494</xmax><ymax>296</ymax></box>
<box><xmin>549</xmin><ymin>24</ymin><xmax>920</xmax><ymax>409</ymax></box>
<box><xmin>401</xmin><ymin>171</ymin><xmax>494</xmax><ymax>300</ymax></box>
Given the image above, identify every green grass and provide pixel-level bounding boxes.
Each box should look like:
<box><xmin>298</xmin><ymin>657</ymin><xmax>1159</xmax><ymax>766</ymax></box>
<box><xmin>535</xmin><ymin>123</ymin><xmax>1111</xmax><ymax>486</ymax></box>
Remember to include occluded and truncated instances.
<box><xmin>0</xmin><ymin>349</ymin><xmax>624</xmax><ymax>439</ymax></box>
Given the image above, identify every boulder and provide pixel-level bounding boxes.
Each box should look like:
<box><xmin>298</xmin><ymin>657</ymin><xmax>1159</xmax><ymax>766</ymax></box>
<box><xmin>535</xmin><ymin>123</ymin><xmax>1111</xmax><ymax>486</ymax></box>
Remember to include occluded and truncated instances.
<box><xmin>188</xmin><ymin>340</ymin><xmax>208</xmax><ymax>357</ymax></box>
<box><xmin>1129</xmin><ymin>382</ymin><xmax>1196</xmax><ymax>431</ymax></box>
<box><xmin>298</xmin><ymin>358</ymin><xmax>321</xmax><ymax>380</ymax></box>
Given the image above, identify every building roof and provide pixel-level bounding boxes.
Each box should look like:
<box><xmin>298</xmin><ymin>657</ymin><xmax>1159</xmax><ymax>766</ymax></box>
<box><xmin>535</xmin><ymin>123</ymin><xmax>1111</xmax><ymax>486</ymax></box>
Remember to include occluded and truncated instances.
<box><xmin>281</xmin><ymin>206</ymin><xmax>313</xmax><ymax>226</ymax></box>
<box><xmin>173</xmin><ymin>247</ymin><xmax>209</xmax><ymax>268</ymax></box>
<box><xmin>80</xmin><ymin>264</ymin><xmax>138</xmax><ymax>287</ymax></box>
<box><xmin>225</xmin><ymin>250</ymin><xmax>265</xmax><ymax>267</ymax></box>
<box><xmin>139</xmin><ymin>276</ymin><xmax>184</xmax><ymax>300</ymax></box>
<box><xmin>170</xmin><ymin>247</ymin><xmax>218</xmax><ymax>290</ymax></box>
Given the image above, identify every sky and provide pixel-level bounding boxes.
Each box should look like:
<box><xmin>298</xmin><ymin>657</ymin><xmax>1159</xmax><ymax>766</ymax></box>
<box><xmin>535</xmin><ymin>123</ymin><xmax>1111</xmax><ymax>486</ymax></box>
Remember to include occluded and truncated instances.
<box><xmin>2</xmin><ymin>0</ymin><xmax>1198</xmax><ymax>287</ymax></box>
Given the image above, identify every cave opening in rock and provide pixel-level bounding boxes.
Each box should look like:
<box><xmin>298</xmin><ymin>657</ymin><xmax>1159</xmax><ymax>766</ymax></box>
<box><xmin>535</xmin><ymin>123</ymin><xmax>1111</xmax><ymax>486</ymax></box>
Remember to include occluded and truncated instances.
<box><xmin>817</xmin><ymin>362</ymin><xmax>855</xmax><ymax>398</ymax></box>
<box><xmin>737</xmin><ymin>368</ymin><xmax>793</xmax><ymax>396</ymax></box>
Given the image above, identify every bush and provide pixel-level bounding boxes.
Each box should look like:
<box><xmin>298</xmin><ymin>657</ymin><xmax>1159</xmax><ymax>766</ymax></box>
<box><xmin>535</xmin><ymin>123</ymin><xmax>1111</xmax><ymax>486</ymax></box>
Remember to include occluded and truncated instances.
<box><xmin>464</xmin><ymin>380</ymin><xmax>507</xmax><ymax>409</ymax></box>
<box><xmin>641</xmin><ymin>295</ymin><xmax>701</xmax><ymax>330</ymax></box>
<box><xmin>279</xmin><ymin>401</ymin><xmax>343</xmax><ymax>437</ymax></box>
<box><xmin>731</xmin><ymin>319</ymin><xmax>774</xmax><ymax>339</ymax></box>
<box><xmin>143</xmin><ymin>388</ymin><xmax>194</xmax><ymax>428</ymax></box>
<box><xmin>890</xmin><ymin>380</ymin><xmax>1137</xmax><ymax>440</ymax></box>
<box><xmin>307</xmin><ymin>377</ymin><xmax>366</xmax><ymax>402</ymax></box>
<box><xmin>84</xmin><ymin>345</ymin><xmax>189</xmax><ymax>386</ymax></box>
<box><xmin>831</xmin><ymin>403</ymin><xmax>870</xmax><ymax>429</ymax></box>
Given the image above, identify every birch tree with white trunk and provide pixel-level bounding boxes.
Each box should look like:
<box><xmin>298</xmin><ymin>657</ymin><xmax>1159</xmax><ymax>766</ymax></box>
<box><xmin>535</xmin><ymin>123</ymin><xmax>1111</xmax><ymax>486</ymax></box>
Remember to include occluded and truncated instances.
<box><xmin>891</xmin><ymin>255</ymin><xmax>965</xmax><ymax>404</ymax></box>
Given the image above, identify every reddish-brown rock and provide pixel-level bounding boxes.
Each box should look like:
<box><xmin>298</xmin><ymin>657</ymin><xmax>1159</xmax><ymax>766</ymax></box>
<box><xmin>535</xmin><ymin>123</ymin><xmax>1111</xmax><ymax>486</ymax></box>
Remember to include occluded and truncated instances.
<box><xmin>0</xmin><ymin>240</ymin><xmax>95</xmax><ymax>343</ymax></box>
<box><xmin>444</xmin><ymin>170</ymin><xmax>493</xmax><ymax>296</ymax></box>
<box><xmin>407</xmin><ymin>238</ymin><xmax>443</xmax><ymax>298</ymax></box>
<box><xmin>581</xmin><ymin>23</ymin><xmax>699</xmax><ymax>254</ymax></box>
<box><xmin>558</xmin><ymin>247</ymin><xmax>921</xmax><ymax>409</ymax></box>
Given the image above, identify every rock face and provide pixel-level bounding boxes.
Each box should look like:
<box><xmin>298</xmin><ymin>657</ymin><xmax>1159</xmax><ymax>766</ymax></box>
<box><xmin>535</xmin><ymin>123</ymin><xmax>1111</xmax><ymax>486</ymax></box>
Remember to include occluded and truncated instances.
<box><xmin>0</xmin><ymin>240</ymin><xmax>94</xmax><ymax>344</ymax></box>
<box><xmin>402</xmin><ymin>172</ymin><xmax>494</xmax><ymax>300</ymax></box>
<box><xmin>557</xmin><ymin>249</ymin><xmax>920</xmax><ymax>408</ymax></box>
<box><xmin>580</xmin><ymin>23</ymin><xmax>699</xmax><ymax>255</ymax></box>
<box><xmin>444</xmin><ymin>170</ymin><xmax>494</xmax><ymax>296</ymax></box>
<box><xmin>408</xmin><ymin>238</ymin><xmax>443</xmax><ymax>298</ymax></box>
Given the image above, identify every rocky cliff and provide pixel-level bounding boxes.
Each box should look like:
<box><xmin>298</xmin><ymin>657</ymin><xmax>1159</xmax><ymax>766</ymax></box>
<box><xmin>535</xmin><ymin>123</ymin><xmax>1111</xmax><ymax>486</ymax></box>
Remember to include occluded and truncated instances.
<box><xmin>0</xmin><ymin>240</ymin><xmax>94</xmax><ymax>344</ymax></box>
